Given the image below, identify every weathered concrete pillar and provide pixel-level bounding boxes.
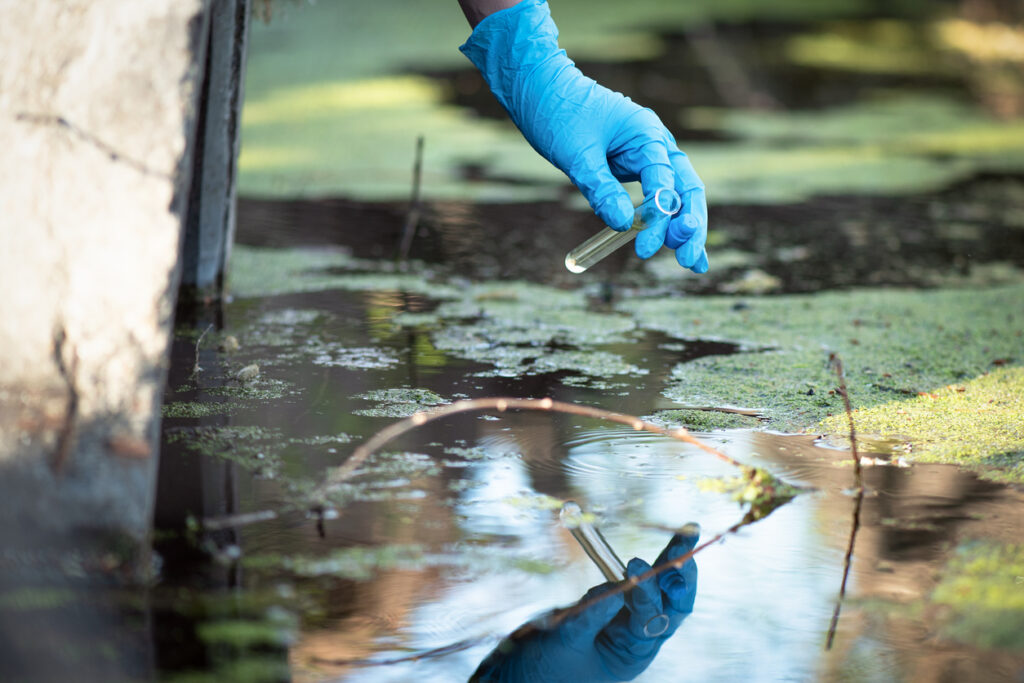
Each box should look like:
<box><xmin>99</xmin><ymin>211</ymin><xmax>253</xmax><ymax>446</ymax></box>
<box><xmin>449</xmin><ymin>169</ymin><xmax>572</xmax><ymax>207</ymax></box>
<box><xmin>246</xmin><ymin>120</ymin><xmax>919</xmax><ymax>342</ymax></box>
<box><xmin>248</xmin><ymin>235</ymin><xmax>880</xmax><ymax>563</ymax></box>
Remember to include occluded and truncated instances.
<box><xmin>181</xmin><ymin>0</ymin><xmax>252</xmax><ymax>297</ymax></box>
<box><xmin>0</xmin><ymin>1</ymin><xmax>209</xmax><ymax>557</ymax></box>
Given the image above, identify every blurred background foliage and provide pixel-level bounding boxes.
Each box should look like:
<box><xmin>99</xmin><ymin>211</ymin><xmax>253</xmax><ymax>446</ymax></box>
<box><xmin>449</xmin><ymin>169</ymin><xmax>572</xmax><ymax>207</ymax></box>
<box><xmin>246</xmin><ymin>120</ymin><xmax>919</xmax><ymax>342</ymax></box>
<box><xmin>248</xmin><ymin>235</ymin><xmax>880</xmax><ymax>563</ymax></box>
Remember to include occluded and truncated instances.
<box><xmin>239</xmin><ymin>0</ymin><xmax>1024</xmax><ymax>203</ymax></box>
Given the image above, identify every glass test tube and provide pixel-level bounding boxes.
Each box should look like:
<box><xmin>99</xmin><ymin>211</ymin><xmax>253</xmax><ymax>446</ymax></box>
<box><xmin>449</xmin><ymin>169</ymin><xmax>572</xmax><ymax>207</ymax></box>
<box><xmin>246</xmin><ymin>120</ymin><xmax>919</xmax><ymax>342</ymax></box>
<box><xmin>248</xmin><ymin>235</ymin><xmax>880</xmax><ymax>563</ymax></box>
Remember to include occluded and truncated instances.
<box><xmin>565</xmin><ymin>187</ymin><xmax>683</xmax><ymax>274</ymax></box>
<box><xmin>560</xmin><ymin>501</ymin><xmax>626</xmax><ymax>582</ymax></box>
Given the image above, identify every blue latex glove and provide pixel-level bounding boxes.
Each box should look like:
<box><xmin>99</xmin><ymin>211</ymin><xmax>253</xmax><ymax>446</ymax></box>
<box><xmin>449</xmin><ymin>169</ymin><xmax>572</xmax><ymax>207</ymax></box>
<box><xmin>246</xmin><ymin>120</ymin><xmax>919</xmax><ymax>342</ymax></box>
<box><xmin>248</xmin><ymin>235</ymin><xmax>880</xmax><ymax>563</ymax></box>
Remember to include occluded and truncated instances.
<box><xmin>460</xmin><ymin>0</ymin><xmax>709</xmax><ymax>272</ymax></box>
<box><xmin>470</xmin><ymin>529</ymin><xmax>700</xmax><ymax>682</ymax></box>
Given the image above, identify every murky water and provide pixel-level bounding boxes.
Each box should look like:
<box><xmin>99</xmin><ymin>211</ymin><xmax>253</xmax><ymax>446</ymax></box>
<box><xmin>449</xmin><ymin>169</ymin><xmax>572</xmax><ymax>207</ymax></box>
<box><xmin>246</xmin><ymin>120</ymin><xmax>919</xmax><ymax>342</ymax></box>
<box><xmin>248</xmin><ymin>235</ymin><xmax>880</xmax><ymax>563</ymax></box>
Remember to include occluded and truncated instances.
<box><xmin>153</xmin><ymin>252</ymin><xmax>1024</xmax><ymax>681</ymax></box>
<box><xmin>162</xmin><ymin>4</ymin><xmax>1024</xmax><ymax>680</ymax></box>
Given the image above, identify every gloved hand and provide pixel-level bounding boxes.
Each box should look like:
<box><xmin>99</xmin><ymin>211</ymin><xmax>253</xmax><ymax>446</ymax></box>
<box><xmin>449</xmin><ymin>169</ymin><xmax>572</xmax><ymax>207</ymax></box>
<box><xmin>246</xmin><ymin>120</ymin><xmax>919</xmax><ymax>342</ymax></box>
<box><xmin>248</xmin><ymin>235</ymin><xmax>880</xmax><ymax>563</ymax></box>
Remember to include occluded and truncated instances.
<box><xmin>460</xmin><ymin>0</ymin><xmax>708</xmax><ymax>272</ymax></box>
<box><xmin>470</xmin><ymin>528</ymin><xmax>700</xmax><ymax>682</ymax></box>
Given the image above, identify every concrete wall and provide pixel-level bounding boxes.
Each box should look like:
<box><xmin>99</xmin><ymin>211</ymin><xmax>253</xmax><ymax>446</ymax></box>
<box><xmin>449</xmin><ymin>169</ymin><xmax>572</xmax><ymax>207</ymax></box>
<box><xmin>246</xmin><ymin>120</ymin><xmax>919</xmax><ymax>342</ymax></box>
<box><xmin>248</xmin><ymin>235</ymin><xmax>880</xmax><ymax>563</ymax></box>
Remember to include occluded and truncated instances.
<box><xmin>0</xmin><ymin>0</ymin><xmax>236</xmax><ymax>558</ymax></box>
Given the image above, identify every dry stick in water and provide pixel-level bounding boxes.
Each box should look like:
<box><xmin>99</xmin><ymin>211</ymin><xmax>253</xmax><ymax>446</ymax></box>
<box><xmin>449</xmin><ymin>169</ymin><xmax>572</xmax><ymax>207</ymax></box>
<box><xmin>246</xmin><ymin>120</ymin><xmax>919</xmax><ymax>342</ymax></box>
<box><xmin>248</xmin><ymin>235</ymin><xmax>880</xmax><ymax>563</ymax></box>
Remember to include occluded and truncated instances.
<box><xmin>323</xmin><ymin>397</ymin><xmax>746</xmax><ymax>488</ymax></box>
<box><xmin>203</xmin><ymin>397</ymin><xmax>750</xmax><ymax>531</ymax></box>
<box><xmin>825</xmin><ymin>354</ymin><xmax>864</xmax><ymax>650</ymax></box>
<box><xmin>397</xmin><ymin>135</ymin><xmax>425</xmax><ymax>264</ymax></box>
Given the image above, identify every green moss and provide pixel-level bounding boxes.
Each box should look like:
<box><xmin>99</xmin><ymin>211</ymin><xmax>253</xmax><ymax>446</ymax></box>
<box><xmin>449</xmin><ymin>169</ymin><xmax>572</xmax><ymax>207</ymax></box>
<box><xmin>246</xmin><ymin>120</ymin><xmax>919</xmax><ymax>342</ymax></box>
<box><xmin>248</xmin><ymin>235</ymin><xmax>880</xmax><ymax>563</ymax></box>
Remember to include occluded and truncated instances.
<box><xmin>821</xmin><ymin>366</ymin><xmax>1024</xmax><ymax>479</ymax></box>
<box><xmin>623</xmin><ymin>285</ymin><xmax>1024</xmax><ymax>436</ymax></box>
<box><xmin>932</xmin><ymin>541</ymin><xmax>1024</xmax><ymax>650</ymax></box>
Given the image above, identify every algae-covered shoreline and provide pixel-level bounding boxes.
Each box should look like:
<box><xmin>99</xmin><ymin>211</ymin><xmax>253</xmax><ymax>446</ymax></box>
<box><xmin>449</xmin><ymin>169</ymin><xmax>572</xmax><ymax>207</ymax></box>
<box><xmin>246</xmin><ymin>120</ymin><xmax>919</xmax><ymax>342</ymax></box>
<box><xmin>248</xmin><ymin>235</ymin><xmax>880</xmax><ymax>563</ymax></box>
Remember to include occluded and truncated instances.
<box><xmin>221</xmin><ymin>243</ymin><xmax>1024</xmax><ymax>482</ymax></box>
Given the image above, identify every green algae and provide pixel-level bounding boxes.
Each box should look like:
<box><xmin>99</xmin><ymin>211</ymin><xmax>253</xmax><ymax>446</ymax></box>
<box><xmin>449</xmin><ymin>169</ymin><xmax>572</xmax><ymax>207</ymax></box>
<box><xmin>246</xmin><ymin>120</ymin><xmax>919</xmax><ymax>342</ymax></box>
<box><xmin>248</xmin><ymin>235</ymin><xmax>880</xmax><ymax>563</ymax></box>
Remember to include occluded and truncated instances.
<box><xmin>821</xmin><ymin>366</ymin><xmax>1024</xmax><ymax>481</ymax></box>
<box><xmin>931</xmin><ymin>541</ymin><xmax>1024</xmax><ymax>650</ymax></box>
<box><xmin>162</xmin><ymin>401</ymin><xmax>236</xmax><ymax>419</ymax></box>
<box><xmin>697</xmin><ymin>466</ymin><xmax>802</xmax><ymax>521</ymax></box>
<box><xmin>443</xmin><ymin>445</ymin><xmax>521</xmax><ymax>462</ymax></box>
<box><xmin>228</xmin><ymin>245</ymin><xmax>355</xmax><ymax>297</ymax></box>
<box><xmin>289</xmin><ymin>433</ymin><xmax>354</xmax><ymax>446</ymax></box>
<box><xmin>392</xmin><ymin>280</ymin><xmax>643</xmax><ymax>380</ymax></box>
<box><xmin>228</xmin><ymin>245</ymin><xmax>462</xmax><ymax>299</ymax></box>
<box><xmin>645</xmin><ymin>408</ymin><xmax>760</xmax><ymax>431</ymax></box>
<box><xmin>197</xmin><ymin>615</ymin><xmax>296</xmax><ymax>650</ymax></box>
<box><xmin>209</xmin><ymin>376</ymin><xmax>296</xmax><ymax>401</ymax></box>
<box><xmin>624</xmin><ymin>285</ymin><xmax>1023</xmax><ymax>436</ymax></box>
<box><xmin>352</xmin><ymin>387</ymin><xmax>449</xmax><ymax>418</ymax></box>
<box><xmin>310</xmin><ymin>343</ymin><xmax>400</xmax><ymax>370</ymax></box>
<box><xmin>243</xmin><ymin>544</ymin><xmax>427</xmax><ymax>580</ymax></box>
<box><xmin>166</xmin><ymin>426</ymin><xmax>284</xmax><ymax>478</ymax></box>
<box><xmin>353</xmin><ymin>451</ymin><xmax>441</xmax><ymax>480</ymax></box>
<box><xmin>685</xmin><ymin>96</ymin><xmax>1024</xmax><ymax>204</ymax></box>
<box><xmin>240</xmin><ymin>0</ymin><xmax>881</xmax><ymax>201</ymax></box>
<box><xmin>783</xmin><ymin>20</ymin><xmax>946</xmax><ymax>76</ymax></box>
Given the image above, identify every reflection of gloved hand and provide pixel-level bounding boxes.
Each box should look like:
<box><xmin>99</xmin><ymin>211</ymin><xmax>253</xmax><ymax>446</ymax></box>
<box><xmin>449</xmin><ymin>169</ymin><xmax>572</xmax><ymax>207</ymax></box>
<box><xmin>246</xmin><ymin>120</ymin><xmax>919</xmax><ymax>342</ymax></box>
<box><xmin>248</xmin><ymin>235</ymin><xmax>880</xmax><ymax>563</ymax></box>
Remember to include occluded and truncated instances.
<box><xmin>460</xmin><ymin>0</ymin><xmax>708</xmax><ymax>272</ymax></box>
<box><xmin>470</xmin><ymin>529</ymin><xmax>700</xmax><ymax>682</ymax></box>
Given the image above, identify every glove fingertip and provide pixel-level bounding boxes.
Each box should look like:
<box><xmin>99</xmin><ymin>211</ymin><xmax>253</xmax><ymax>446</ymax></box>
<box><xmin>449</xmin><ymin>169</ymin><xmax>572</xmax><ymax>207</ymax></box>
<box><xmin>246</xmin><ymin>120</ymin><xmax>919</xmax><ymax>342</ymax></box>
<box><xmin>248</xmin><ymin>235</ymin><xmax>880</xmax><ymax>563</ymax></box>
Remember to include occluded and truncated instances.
<box><xmin>674</xmin><ymin>243</ymin><xmax>698</xmax><ymax>269</ymax></box>
<box><xmin>634</xmin><ymin>227</ymin><xmax>664</xmax><ymax>259</ymax></box>
<box><xmin>599</xmin><ymin>194</ymin><xmax>635</xmax><ymax>232</ymax></box>
<box><xmin>691</xmin><ymin>250</ymin><xmax>710</xmax><ymax>274</ymax></box>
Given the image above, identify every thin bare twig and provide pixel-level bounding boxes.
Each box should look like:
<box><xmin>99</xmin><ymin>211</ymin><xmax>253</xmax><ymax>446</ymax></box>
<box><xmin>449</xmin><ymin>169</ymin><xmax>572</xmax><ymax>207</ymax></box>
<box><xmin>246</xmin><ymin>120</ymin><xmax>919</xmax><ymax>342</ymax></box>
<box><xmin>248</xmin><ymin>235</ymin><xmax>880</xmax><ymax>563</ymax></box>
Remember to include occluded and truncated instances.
<box><xmin>312</xmin><ymin>633</ymin><xmax>490</xmax><ymax>668</ymax></box>
<box><xmin>825</xmin><ymin>354</ymin><xmax>864</xmax><ymax>650</ymax></box>
<box><xmin>397</xmin><ymin>135</ymin><xmax>424</xmax><ymax>263</ymax></box>
<box><xmin>192</xmin><ymin>323</ymin><xmax>213</xmax><ymax>376</ymax></box>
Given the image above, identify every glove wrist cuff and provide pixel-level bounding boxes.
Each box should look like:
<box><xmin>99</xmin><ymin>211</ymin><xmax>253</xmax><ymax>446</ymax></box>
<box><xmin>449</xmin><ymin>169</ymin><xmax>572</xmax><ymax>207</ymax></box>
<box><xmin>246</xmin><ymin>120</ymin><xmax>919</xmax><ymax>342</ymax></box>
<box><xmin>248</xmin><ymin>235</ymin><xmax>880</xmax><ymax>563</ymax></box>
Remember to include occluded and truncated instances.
<box><xmin>459</xmin><ymin>0</ymin><xmax>568</xmax><ymax>118</ymax></box>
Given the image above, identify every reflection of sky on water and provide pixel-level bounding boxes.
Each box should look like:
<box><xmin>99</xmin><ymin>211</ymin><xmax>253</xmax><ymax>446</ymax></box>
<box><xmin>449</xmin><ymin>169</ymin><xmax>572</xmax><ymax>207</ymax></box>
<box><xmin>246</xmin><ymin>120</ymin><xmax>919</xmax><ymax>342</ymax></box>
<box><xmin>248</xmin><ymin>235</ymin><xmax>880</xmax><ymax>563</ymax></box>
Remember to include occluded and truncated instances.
<box><xmin>338</xmin><ymin>428</ymin><xmax>848</xmax><ymax>681</ymax></box>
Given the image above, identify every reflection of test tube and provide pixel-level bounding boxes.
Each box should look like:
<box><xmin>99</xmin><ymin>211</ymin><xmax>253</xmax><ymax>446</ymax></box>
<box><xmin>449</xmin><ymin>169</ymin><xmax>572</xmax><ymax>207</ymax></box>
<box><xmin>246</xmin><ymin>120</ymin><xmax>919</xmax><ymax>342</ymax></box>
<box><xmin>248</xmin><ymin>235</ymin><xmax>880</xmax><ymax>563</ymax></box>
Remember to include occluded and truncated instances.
<box><xmin>560</xmin><ymin>501</ymin><xmax>626</xmax><ymax>582</ymax></box>
<box><xmin>565</xmin><ymin>188</ymin><xmax>682</xmax><ymax>274</ymax></box>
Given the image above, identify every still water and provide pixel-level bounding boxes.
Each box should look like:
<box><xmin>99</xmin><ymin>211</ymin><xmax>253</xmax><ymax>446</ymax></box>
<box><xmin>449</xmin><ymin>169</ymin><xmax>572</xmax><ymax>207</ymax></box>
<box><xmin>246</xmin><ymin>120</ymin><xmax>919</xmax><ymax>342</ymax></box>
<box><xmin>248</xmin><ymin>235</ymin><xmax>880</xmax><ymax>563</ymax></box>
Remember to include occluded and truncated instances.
<box><xmin>155</xmin><ymin>264</ymin><xmax>1024</xmax><ymax>682</ymax></box>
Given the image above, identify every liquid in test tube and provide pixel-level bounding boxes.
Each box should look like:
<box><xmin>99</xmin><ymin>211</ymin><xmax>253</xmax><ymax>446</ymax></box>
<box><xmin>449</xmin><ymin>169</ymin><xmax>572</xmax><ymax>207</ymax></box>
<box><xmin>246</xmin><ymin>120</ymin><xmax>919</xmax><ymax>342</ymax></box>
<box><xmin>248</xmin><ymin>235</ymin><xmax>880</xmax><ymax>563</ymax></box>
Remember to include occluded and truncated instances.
<box><xmin>565</xmin><ymin>187</ymin><xmax>682</xmax><ymax>274</ymax></box>
<box><xmin>560</xmin><ymin>501</ymin><xmax>626</xmax><ymax>582</ymax></box>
